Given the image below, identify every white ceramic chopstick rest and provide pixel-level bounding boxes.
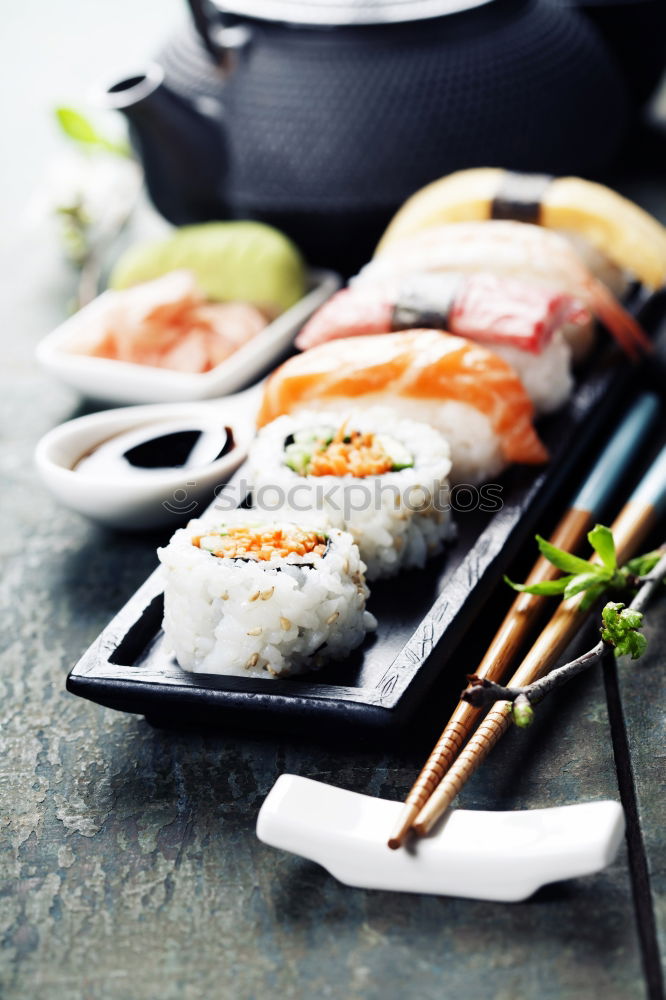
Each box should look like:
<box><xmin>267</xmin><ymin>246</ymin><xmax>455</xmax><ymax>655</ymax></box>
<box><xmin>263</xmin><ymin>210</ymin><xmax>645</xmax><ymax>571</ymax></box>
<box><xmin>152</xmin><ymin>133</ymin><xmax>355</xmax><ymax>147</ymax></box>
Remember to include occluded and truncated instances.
<box><xmin>256</xmin><ymin>774</ymin><xmax>625</xmax><ymax>902</ymax></box>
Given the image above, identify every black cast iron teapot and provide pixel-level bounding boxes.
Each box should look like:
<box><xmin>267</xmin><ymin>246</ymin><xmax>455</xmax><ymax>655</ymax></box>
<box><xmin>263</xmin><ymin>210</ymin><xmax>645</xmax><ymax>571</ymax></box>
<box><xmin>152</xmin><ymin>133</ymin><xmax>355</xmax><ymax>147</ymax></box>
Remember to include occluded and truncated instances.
<box><xmin>102</xmin><ymin>0</ymin><xmax>637</xmax><ymax>273</ymax></box>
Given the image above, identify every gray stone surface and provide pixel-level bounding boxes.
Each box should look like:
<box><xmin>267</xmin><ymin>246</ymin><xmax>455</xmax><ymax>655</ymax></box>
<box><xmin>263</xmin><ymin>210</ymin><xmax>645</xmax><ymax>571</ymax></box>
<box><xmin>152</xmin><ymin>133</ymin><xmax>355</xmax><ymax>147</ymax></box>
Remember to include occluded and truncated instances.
<box><xmin>0</xmin><ymin>4</ymin><xmax>664</xmax><ymax>999</ymax></box>
<box><xmin>0</xmin><ymin>514</ymin><xmax>655</xmax><ymax>1000</ymax></box>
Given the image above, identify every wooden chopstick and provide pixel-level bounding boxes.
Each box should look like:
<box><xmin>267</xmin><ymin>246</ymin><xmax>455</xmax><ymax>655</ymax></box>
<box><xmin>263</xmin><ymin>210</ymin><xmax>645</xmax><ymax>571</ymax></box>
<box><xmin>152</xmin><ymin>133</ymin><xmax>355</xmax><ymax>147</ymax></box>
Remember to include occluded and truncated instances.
<box><xmin>412</xmin><ymin>446</ymin><xmax>666</xmax><ymax>837</ymax></box>
<box><xmin>387</xmin><ymin>509</ymin><xmax>590</xmax><ymax>847</ymax></box>
<box><xmin>388</xmin><ymin>394</ymin><xmax>660</xmax><ymax>848</ymax></box>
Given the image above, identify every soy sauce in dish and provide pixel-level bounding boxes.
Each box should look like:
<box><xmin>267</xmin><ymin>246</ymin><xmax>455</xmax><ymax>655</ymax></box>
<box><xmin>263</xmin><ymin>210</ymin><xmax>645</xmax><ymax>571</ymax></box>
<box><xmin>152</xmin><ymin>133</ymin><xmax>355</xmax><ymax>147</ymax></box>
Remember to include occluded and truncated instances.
<box><xmin>74</xmin><ymin>422</ymin><xmax>234</xmax><ymax>477</ymax></box>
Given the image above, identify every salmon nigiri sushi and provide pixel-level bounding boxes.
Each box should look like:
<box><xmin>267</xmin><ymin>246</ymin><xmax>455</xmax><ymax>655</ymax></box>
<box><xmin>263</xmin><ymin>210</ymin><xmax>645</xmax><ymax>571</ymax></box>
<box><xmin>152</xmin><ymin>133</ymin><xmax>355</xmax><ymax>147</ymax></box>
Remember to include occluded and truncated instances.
<box><xmin>257</xmin><ymin>330</ymin><xmax>548</xmax><ymax>484</ymax></box>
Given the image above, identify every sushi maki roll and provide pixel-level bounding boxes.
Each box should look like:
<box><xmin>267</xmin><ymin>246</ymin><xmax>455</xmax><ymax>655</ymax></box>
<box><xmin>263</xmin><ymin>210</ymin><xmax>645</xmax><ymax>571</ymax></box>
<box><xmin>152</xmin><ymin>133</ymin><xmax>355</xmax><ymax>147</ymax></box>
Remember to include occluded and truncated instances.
<box><xmin>249</xmin><ymin>409</ymin><xmax>455</xmax><ymax>580</ymax></box>
<box><xmin>158</xmin><ymin>512</ymin><xmax>375</xmax><ymax>678</ymax></box>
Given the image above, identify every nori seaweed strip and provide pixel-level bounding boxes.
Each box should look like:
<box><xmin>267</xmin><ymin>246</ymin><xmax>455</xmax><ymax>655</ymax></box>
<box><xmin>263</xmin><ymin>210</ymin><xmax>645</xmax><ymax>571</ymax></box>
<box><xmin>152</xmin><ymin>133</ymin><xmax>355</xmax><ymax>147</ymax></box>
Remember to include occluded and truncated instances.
<box><xmin>392</xmin><ymin>273</ymin><xmax>461</xmax><ymax>331</ymax></box>
<box><xmin>491</xmin><ymin>171</ymin><xmax>553</xmax><ymax>224</ymax></box>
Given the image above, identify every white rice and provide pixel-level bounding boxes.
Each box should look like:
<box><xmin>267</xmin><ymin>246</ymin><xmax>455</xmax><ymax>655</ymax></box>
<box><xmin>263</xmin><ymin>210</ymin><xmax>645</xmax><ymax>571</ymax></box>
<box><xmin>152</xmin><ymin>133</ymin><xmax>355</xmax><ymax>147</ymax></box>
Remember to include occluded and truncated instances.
<box><xmin>158</xmin><ymin>512</ymin><xmax>376</xmax><ymax>678</ymax></box>
<box><xmin>248</xmin><ymin>408</ymin><xmax>455</xmax><ymax>579</ymax></box>
<box><xmin>491</xmin><ymin>331</ymin><xmax>573</xmax><ymax>415</ymax></box>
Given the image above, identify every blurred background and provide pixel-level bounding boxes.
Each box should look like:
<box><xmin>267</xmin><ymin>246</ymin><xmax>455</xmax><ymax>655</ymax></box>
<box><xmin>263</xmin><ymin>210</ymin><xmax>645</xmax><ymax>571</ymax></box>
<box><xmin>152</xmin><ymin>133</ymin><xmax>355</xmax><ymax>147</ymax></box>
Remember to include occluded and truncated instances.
<box><xmin>1</xmin><ymin>1</ymin><xmax>179</xmax><ymax>228</ymax></box>
<box><xmin>3</xmin><ymin>0</ymin><xmax>665</xmax><ymax>287</ymax></box>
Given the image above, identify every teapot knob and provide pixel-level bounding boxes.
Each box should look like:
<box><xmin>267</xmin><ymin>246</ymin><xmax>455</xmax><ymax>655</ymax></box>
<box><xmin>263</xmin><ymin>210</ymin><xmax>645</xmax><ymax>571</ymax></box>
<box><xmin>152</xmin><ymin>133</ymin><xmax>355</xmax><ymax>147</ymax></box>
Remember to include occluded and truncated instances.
<box><xmin>188</xmin><ymin>0</ymin><xmax>252</xmax><ymax>67</ymax></box>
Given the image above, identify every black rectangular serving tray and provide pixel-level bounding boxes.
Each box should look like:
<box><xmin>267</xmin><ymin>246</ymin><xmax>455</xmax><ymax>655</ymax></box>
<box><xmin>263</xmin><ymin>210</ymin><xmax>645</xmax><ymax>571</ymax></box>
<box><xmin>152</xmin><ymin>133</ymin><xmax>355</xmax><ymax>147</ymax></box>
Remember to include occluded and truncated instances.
<box><xmin>67</xmin><ymin>293</ymin><xmax>666</xmax><ymax>734</ymax></box>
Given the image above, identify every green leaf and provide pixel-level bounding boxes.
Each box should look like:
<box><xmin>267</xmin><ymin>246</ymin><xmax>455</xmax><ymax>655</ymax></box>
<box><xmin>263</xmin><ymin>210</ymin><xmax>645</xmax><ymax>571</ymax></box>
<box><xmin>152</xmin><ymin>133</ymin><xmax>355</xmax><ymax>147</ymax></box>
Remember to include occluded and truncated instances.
<box><xmin>579</xmin><ymin>582</ymin><xmax>609</xmax><ymax>611</ymax></box>
<box><xmin>625</xmin><ymin>550</ymin><xmax>663</xmax><ymax>578</ymax></box>
<box><xmin>56</xmin><ymin>107</ymin><xmax>101</xmax><ymax>144</ymax></box>
<box><xmin>601</xmin><ymin>602</ymin><xmax>647</xmax><ymax>659</ymax></box>
<box><xmin>535</xmin><ymin>535</ymin><xmax>601</xmax><ymax>576</ymax></box>
<box><xmin>588</xmin><ymin>524</ymin><xmax>617</xmax><ymax>572</ymax></box>
<box><xmin>619</xmin><ymin>609</ymin><xmax>643</xmax><ymax>630</ymax></box>
<box><xmin>602</xmin><ymin>601</ymin><xmax>624</xmax><ymax>620</ymax></box>
<box><xmin>503</xmin><ymin>574</ymin><xmax>575</xmax><ymax>596</ymax></box>
<box><xmin>620</xmin><ymin>631</ymin><xmax>647</xmax><ymax>660</ymax></box>
<box><xmin>55</xmin><ymin>107</ymin><xmax>130</xmax><ymax>157</ymax></box>
<box><xmin>563</xmin><ymin>571</ymin><xmax>609</xmax><ymax>600</ymax></box>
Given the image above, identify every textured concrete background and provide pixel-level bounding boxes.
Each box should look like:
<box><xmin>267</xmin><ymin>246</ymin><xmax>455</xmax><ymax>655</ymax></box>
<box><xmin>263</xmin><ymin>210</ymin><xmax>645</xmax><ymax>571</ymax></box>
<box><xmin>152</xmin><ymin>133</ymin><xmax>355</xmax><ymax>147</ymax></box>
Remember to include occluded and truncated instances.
<box><xmin>0</xmin><ymin>4</ymin><xmax>664</xmax><ymax>999</ymax></box>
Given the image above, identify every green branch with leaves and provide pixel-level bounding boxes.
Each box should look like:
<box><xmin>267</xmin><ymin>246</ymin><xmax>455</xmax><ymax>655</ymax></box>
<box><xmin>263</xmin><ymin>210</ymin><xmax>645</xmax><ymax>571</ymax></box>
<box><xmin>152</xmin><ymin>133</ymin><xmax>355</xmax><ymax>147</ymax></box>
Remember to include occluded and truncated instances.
<box><xmin>55</xmin><ymin>107</ymin><xmax>131</xmax><ymax>158</ymax></box>
<box><xmin>50</xmin><ymin>107</ymin><xmax>139</xmax><ymax>309</ymax></box>
<box><xmin>461</xmin><ymin>526</ymin><xmax>666</xmax><ymax>727</ymax></box>
<box><xmin>504</xmin><ymin>524</ymin><xmax>663</xmax><ymax>609</ymax></box>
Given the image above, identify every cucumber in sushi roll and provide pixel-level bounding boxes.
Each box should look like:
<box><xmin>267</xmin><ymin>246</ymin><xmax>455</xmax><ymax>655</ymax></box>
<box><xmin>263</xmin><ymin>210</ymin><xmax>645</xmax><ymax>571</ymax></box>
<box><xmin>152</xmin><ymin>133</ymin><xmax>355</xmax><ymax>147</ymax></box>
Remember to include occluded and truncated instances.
<box><xmin>158</xmin><ymin>512</ymin><xmax>375</xmax><ymax>678</ymax></box>
<box><xmin>249</xmin><ymin>408</ymin><xmax>455</xmax><ymax>580</ymax></box>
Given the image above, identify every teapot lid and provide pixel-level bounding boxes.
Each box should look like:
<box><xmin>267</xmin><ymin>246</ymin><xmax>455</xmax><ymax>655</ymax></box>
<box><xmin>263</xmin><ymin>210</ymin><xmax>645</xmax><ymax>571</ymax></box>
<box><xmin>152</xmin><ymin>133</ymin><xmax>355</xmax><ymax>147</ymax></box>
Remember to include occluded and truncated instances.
<box><xmin>208</xmin><ymin>0</ymin><xmax>495</xmax><ymax>26</ymax></box>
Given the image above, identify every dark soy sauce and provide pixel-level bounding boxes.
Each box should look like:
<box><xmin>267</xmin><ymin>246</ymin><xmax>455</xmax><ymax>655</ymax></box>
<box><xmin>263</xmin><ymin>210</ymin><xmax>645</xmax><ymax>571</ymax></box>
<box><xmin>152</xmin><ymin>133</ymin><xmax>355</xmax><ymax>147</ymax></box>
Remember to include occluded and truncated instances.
<box><xmin>75</xmin><ymin>422</ymin><xmax>234</xmax><ymax>477</ymax></box>
<box><xmin>125</xmin><ymin>430</ymin><xmax>210</xmax><ymax>468</ymax></box>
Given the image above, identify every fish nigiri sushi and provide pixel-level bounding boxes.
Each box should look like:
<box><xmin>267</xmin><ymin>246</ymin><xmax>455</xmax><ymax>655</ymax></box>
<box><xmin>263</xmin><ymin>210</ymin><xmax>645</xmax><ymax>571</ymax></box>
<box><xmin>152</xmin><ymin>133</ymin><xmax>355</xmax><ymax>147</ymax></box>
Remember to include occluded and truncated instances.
<box><xmin>296</xmin><ymin>272</ymin><xmax>579</xmax><ymax>414</ymax></box>
<box><xmin>376</xmin><ymin>168</ymin><xmax>666</xmax><ymax>292</ymax></box>
<box><xmin>257</xmin><ymin>330</ymin><xmax>549</xmax><ymax>484</ymax></box>
<box><xmin>356</xmin><ymin>221</ymin><xmax>650</xmax><ymax>359</ymax></box>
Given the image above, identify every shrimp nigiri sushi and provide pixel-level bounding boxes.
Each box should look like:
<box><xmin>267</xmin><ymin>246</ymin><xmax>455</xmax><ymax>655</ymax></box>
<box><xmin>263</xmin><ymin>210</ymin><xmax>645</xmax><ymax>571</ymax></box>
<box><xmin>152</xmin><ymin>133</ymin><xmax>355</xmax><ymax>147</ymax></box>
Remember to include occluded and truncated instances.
<box><xmin>296</xmin><ymin>272</ymin><xmax>580</xmax><ymax>414</ymax></box>
<box><xmin>355</xmin><ymin>221</ymin><xmax>650</xmax><ymax>360</ymax></box>
<box><xmin>257</xmin><ymin>330</ymin><xmax>549</xmax><ymax>484</ymax></box>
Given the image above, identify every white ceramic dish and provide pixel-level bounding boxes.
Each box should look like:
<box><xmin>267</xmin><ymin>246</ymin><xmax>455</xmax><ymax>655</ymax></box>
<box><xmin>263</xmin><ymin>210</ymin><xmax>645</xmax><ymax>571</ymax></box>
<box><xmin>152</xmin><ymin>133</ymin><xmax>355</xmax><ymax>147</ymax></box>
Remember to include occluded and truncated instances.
<box><xmin>34</xmin><ymin>388</ymin><xmax>261</xmax><ymax>531</ymax></box>
<box><xmin>36</xmin><ymin>269</ymin><xmax>340</xmax><ymax>405</ymax></box>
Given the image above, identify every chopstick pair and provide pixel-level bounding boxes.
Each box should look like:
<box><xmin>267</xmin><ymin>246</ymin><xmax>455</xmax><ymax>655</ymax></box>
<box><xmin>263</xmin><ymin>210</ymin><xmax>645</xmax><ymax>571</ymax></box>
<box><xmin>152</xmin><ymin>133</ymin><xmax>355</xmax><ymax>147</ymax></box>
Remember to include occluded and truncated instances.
<box><xmin>389</xmin><ymin>393</ymin><xmax>664</xmax><ymax>848</ymax></box>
